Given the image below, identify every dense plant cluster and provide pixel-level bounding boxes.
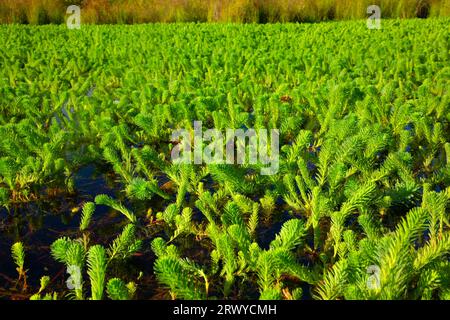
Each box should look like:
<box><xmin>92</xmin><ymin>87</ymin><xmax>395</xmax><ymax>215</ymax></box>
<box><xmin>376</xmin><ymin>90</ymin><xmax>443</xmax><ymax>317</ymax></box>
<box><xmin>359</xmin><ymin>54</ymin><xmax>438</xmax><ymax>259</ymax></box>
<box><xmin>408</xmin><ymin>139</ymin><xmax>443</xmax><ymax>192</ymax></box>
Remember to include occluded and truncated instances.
<box><xmin>1</xmin><ymin>20</ymin><xmax>450</xmax><ymax>299</ymax></box>
<box><xmin>1</xmin><ymin>0</ymin><xmax>450</xmax><ymax>24</ymax></box>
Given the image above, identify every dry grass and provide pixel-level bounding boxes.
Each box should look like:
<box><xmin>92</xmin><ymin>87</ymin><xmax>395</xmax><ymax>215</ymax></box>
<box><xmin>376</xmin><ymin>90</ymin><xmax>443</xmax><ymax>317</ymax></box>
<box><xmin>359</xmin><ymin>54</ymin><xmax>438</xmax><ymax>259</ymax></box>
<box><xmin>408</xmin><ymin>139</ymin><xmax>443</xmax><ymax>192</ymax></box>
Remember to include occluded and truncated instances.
<box><xmin>0</xmin><ymin>0</ymin><xmax>449</xmax><ymax>24</ymax></box>
<box><xmin>0</xmin><ymin>0</ymin><xmax>66</xmax><ymax>24</ymax></box>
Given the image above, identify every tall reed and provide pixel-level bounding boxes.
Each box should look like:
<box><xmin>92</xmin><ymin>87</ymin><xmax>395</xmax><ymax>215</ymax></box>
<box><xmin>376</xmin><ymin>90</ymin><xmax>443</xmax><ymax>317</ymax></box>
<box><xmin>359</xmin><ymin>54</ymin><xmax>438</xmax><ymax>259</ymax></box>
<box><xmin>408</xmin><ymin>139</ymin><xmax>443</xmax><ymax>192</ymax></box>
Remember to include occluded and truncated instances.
<box><xmin>0</xmin><ymin>0</ymin><xmax>449</xmax><ymax>24</ymax></box>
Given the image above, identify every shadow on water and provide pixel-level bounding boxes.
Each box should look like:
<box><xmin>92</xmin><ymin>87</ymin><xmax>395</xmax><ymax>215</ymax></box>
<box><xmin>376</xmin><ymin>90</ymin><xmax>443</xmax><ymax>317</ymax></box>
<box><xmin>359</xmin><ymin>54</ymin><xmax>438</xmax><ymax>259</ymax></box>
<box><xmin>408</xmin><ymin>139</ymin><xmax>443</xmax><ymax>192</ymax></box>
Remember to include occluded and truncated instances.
<box><xmin>0</xmin><ymin>165</ymin><xmax>160</xmax><ymax>300</ymax></box>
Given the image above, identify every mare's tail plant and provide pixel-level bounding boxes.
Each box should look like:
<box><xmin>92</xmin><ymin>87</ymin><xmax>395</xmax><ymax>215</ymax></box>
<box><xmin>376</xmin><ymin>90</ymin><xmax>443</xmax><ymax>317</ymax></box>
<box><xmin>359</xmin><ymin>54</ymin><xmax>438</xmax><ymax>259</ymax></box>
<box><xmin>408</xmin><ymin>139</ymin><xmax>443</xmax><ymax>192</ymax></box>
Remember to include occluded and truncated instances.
<box><xmin>11</xmin><ymin>242</ymin><xmax>27</xmax><ymax>292</ymax></box>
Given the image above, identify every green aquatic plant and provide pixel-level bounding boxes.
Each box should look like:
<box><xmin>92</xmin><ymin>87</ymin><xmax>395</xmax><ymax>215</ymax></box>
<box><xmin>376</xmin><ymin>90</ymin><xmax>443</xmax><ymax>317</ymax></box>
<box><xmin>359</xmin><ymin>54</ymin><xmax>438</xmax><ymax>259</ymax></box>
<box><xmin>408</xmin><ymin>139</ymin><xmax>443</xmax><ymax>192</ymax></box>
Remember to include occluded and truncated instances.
<box><xmin>30</xmin><ymin>276</ymin><xmax>58</xmax><ymax>300</ymax></box>
<box><xmin>152</xmin><ymin>206</ymin><xmax>318</xmax><ymax>300</ymax></box>
<box><xmin>107</xmin><ymin>278</ymin><xmax>136</xmax><ymax>300</ymax></box>
<box><xmin>80</xmin><ymin>201</ymin><xmax>95</xmax><ymax>232</ymax></box>
<box><xmin>46</xmin><ymin>196</ymin><xmax>141</xmax><ymax>300</ymax></box>
<box><xmin>0</xmin><ymin>20</ymin><xmax>449</xmax><ymax>300</ymax></box>
<box><xmin>50</xmin><ymin>237</ymin><xmax>85</xmax><ymax>299</ymax></box>
<box><xmin>94</xmin><ymin>194</ymin><xmax>137</xmax><ymax>223</ymax></box>
<box><xmin>50</xmin><ymin>222</ymin><xmax>140</xmax><ymax>300</ymax></box>
<box><xmin>107</xmin><ymin>224</ymin><xmax>142</xmax><ymax>262</ymax></box>
<box><xmin>11</xmin><ymin>242</ymin><xmax>27</xmax><ymax>291</ymax></box>
<box><xmin>87</xmin><ymin>245</ymin><xmax>107</xmax><ymax>300</ymax></box>
<box><xmin>152</xmin><ymin>238</ymin><xmax>208</xmax><ymax>300</ymax></box>
<box><xmin>0</xmin><ymin>187</ymin><xmax>9</xmax><ymax>208</ymax></box>
<box><xmin>126</xmin><ymin>177</ymin><xmax>165</xmax><ymax>201</ymax></box>
<box><xmin>314</xmin><ymin>188</ymin><xmax>450</xmax><ymax>300</ymax></box>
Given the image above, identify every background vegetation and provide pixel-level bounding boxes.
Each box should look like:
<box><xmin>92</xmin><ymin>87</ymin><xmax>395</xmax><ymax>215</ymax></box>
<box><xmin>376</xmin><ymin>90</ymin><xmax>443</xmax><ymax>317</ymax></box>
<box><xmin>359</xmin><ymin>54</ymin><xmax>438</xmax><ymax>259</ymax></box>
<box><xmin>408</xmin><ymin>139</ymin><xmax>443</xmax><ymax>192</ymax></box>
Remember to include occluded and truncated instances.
<box><xmin>0</xmin><ymin>0</ymin><xmax>450</xmax><ymax>24</ymax></box>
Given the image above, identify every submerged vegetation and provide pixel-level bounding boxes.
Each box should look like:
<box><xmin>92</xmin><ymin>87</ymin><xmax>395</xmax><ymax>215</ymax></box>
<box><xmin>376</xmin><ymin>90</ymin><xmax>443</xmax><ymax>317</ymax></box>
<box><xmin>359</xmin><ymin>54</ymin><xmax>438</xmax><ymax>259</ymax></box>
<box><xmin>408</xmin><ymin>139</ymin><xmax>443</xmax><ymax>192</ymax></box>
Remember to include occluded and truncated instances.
<box><xmin>0</xmin><ymin>19</ymin><xmax>450</xmax><ymax>300</ymax></box>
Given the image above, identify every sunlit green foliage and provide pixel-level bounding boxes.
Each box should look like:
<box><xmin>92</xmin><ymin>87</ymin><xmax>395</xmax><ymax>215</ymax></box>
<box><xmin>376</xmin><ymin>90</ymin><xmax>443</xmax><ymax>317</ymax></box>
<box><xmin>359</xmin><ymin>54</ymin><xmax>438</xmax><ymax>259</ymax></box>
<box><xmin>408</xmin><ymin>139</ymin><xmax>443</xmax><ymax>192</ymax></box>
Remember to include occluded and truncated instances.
<box><xmin>1</xmin><ymin>20</ymin><xmax>450</xmax><ymax>300</ymax></box>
